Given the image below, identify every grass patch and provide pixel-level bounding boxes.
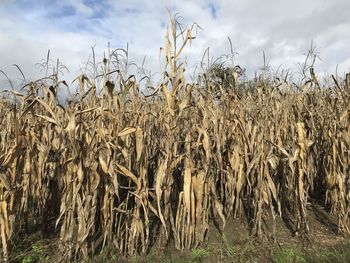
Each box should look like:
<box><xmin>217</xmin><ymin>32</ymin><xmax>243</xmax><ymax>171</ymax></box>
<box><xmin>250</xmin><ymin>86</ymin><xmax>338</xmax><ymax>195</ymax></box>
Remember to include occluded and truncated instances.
<box><xmin>14</xmin><ymin>240</ymin><xmax>52</xmax><ymax>263</ymax></box>
<box><xmin>273</xmin><ymin>247</ymin><xmax>306</xmax><ymax>263</ymax></box>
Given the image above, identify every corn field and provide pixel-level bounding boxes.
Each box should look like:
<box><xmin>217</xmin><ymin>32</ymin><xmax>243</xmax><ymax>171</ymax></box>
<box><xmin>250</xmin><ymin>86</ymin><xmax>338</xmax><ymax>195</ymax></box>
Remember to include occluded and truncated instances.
<box><xmin>0</xmin><ymin>16</ymin><xmax>349</xmax><ymax>262</ymax></box>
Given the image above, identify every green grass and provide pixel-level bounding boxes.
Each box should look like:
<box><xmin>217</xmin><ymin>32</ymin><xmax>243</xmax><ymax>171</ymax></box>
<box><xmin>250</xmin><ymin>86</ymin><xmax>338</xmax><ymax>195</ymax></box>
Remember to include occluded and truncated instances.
<box><xmin>17</xmin><ymin>240</ymin><xmax>51</xmax><ymax>263</ymax></box>
<box><xmin>271</xmin><ymin>243</ymin><xmax>350</xmax><ymax>263</ymax></box>
<box><xmin>273</xmin><ymin>247</ymin><xmax>306</xmax><ymax>263</ymax></box>
<box><xmin>189</xmin><ymin>248</ymin><xmax>210</xmax><ymax>262</ymax></box>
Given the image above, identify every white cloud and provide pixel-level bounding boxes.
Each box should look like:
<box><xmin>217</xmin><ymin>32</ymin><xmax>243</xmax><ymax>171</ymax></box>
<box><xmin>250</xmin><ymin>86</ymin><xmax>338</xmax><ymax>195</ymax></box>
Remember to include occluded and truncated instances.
<box><xmin>0</xmin><ymin>0</ymin><xmax>349</xmax><ymax>91</ymax></box>
<box><xmin>69</xmin><ymin>0</ymin><xmax>93</xmax><ymax>16</ymax></box>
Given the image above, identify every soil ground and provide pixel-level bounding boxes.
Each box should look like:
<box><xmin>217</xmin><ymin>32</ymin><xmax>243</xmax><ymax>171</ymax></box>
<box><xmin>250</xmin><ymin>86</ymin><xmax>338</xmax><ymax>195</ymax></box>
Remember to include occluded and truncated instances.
<box><xmin>9</xmin><ymin>203</ymin><xmax>350</xmax><ymax>263</ymax></box>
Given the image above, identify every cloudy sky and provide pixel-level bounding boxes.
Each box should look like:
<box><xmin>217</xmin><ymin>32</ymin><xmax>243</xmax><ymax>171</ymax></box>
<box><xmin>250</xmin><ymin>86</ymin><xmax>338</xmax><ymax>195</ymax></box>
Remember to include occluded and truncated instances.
<box><xmin>0</xmin><ymin>0</ymin><xmax>350</xmax><ymax>87</ymax></box>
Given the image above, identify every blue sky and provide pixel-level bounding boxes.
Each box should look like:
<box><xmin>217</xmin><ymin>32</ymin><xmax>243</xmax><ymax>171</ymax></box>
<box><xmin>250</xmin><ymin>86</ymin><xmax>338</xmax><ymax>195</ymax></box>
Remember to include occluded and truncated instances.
<box><xmin>1</xmin><ymin>0</ymin><xmax>350</xmax><ymax>86</ymax></box>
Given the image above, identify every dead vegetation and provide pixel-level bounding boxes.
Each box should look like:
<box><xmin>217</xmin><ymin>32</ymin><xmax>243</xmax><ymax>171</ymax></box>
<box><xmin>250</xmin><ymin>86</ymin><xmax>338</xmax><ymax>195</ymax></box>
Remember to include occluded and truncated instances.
<box><xmin>0</xmin><ymin>15</ymin><xmax>349</xmax><ymax>262</ymax></box>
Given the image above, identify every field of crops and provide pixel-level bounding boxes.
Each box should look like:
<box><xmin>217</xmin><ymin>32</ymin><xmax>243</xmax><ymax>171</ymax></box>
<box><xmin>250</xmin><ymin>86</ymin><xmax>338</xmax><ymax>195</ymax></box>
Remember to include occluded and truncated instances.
<box><xmin>0</xmin><ymin>17</ymin><xmax>349</xmax><ymax>262</ymax></box>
